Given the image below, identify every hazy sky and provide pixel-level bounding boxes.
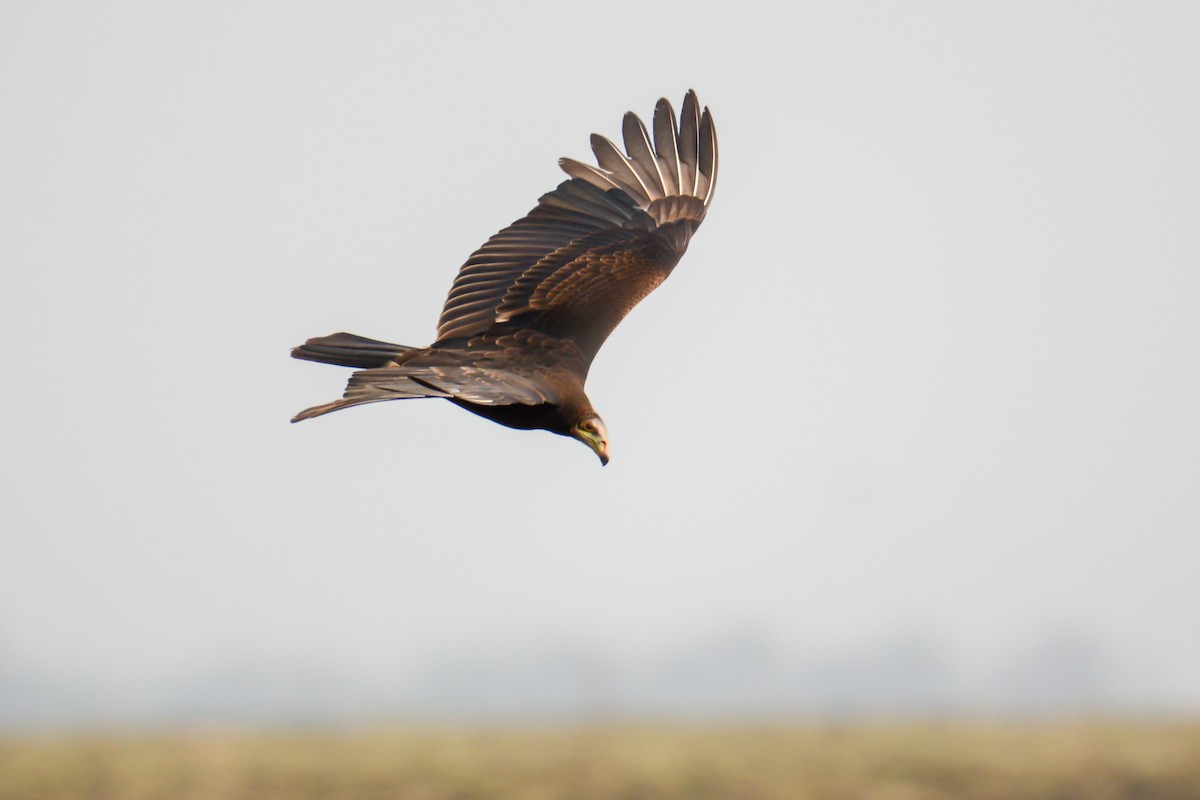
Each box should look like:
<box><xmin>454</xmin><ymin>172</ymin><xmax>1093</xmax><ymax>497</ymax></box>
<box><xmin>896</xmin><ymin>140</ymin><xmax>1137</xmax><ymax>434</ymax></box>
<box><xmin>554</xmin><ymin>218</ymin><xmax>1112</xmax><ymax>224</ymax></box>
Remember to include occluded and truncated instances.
<box><xmin>2</xmin><ymin>2</ymin><xmax>1198</xmax><ymax>718</ymax></box>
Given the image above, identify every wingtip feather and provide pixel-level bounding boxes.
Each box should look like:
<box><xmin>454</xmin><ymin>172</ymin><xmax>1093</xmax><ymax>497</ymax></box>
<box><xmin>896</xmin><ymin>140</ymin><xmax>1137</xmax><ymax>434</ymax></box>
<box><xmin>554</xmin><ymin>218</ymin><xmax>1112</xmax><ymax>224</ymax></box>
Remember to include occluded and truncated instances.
<box><xmin>567</xmin><ymin>91</ymin><xmax>717</xmax><ymax>210</ymax></box>
<box><xmin>622</xmin><ymin>111</ymin><xmax>667</xmax><ymax>200</ymax></box>
<box><xmin>589</xmin><ymin>134</ymin><xmax>653</xmax><ymax>205</ymax></box>
<box><xmin>652</xmin><ymin>98</ymin><xmax>681</xmax><ymax>196</ymax></box>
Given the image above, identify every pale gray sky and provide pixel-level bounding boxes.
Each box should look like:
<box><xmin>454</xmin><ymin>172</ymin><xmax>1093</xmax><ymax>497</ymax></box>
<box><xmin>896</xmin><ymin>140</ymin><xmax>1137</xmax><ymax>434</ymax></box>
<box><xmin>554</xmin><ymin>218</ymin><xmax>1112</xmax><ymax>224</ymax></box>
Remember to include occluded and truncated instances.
<box><xmin>2</xmin><ymin>2</ymin><xmax>1198</xmax><ymax>723</ymax></box>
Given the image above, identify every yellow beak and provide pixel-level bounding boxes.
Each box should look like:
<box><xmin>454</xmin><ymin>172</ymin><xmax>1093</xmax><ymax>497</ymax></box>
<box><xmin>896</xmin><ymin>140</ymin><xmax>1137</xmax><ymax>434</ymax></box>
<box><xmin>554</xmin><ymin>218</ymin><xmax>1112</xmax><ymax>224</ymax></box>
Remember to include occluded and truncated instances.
<box><xmin>573</xmin><ymin>418</ymin><xmax>611</xmax><ymax>466</ymax></box>
<box><xmin>580</xmin><ymin>429</ymin><xmax>610</xmax><ymax>466</ymax></box>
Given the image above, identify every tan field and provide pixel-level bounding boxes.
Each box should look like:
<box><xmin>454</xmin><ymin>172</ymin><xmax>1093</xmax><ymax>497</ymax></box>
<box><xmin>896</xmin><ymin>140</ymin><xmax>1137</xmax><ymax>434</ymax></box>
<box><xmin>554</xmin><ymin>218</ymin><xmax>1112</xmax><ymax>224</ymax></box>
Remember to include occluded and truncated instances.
<box><xmin>2</xmin><ymin>722</ymin><xmax>1199</xmax><ymax>800</ymax></box>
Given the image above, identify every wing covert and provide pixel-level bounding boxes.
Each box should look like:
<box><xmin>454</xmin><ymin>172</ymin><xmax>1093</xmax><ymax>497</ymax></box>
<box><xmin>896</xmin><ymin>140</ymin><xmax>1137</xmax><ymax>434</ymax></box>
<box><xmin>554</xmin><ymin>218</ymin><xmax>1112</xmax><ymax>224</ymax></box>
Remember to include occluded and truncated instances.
<box><xmin>434</xmin><ymin>91</ymin><xmax>719</xmax><ymax>355</ymax></box>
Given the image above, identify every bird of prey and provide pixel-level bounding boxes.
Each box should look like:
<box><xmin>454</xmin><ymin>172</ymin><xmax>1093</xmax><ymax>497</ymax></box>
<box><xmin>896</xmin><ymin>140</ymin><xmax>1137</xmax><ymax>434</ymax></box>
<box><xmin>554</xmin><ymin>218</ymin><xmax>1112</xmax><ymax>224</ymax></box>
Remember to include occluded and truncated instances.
<box><xmin>291</xmin><ymin>91</ymin><xmax>718</xmax><ymax>465</ymax></box>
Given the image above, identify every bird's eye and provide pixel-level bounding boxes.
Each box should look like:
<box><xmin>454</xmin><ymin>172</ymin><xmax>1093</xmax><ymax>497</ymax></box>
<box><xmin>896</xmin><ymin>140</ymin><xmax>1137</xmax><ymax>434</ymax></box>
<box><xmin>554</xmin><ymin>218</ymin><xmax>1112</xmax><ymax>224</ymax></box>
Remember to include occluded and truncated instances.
<box><xmin>581</xmin><ymin>420</ymin><xmax>595</xmax><ymax>432</ymax></box>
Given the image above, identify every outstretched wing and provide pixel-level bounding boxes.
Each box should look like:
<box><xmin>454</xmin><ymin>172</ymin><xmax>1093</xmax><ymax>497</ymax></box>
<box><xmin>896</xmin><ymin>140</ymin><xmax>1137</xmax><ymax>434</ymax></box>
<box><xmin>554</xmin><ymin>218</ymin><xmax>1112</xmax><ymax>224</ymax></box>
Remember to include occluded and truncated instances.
<box><xmin>291</xmin><ymin>363</ymin><xmax>564</xmax><ymax>422</ymax></box>
<box><xmin>435</xmin><ymin>91</ymin><xmax>718</xmax><ymax>362</ymax></box>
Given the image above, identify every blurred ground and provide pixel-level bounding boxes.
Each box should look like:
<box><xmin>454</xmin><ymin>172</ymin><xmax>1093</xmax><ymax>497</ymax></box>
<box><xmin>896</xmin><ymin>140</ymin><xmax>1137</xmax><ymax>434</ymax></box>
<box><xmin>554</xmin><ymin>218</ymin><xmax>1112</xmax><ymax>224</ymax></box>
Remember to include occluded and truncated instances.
<box><xmin>2</xmin><ymin>721</ymin><xmax>1198</xmax><ymax>799</ymax></box>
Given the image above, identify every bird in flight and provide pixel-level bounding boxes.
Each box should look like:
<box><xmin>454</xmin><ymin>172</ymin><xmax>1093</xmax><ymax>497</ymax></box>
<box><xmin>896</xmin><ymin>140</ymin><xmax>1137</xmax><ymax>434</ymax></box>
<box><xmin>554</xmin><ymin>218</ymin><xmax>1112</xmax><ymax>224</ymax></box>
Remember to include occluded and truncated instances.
<box><xmin>291</xmin><ymin>91</ymin><xmax>718</xmax><ymax>465</ymax></box>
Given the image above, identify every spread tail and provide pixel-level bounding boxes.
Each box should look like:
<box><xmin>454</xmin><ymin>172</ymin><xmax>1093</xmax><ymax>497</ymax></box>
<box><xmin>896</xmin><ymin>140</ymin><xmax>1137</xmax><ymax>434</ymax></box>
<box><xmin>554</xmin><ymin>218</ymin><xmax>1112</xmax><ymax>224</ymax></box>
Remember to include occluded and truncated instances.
<box><xmin>290</xmin><ymin>332</ymin><xmax>414</xmax><ymax>369</ymax></box>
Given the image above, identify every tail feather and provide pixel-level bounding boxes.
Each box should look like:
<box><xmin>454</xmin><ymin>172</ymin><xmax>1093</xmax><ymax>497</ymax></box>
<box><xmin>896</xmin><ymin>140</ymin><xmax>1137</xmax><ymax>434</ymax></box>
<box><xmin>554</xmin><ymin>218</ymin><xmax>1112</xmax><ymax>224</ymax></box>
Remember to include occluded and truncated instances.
<box><xmin>291</xmin><ymin>332</ymin><xmax>413</xmax><ymax>369</ymax></box>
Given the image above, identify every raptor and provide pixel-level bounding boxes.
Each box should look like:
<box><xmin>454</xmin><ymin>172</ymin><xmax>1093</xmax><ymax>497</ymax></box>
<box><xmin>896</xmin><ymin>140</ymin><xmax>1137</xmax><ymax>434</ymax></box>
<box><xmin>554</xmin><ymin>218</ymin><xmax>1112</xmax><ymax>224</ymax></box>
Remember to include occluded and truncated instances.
<box><xmin>292</xmin><ymin>91</ymin><xmax>718</xmax><ymax>465</ymax></box>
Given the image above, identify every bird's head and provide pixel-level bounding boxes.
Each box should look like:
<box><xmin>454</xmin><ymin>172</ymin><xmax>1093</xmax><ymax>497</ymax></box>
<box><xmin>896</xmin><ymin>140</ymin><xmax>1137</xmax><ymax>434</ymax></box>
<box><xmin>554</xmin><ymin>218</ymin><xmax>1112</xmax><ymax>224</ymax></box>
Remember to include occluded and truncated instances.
<box><xmin>571</xmin><ymin>414</ymin><xmax>610</xmax><ymax>466</ymax></box>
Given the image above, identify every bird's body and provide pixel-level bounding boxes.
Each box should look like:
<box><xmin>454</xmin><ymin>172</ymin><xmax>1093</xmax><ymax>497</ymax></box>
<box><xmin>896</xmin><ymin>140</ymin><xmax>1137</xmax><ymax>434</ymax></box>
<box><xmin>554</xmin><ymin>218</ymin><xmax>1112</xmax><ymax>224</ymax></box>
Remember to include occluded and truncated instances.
<box><xmin>292</xmin><ymin>91</ymin><xmax>718</xmax><ymax>465</ymax></box>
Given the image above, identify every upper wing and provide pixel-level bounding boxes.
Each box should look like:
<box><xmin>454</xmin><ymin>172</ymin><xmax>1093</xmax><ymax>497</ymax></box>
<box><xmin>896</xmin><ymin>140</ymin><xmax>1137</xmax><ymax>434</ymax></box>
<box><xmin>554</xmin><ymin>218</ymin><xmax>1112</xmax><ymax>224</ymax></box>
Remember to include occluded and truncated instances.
<box><xmin>435</xmin><ymin>91</ymin><xmax>718</xmax><ymax>361</ymax></box>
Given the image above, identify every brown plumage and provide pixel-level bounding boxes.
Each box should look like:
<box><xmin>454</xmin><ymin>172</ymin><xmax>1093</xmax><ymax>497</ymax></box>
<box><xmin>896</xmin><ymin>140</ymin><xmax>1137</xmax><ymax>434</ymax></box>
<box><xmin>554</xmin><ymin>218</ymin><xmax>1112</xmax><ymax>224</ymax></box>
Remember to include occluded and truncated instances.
<box><xmin>291</xmin><ymin>91</ymin><xmax>719</xmax><ymax>465</ymax></box>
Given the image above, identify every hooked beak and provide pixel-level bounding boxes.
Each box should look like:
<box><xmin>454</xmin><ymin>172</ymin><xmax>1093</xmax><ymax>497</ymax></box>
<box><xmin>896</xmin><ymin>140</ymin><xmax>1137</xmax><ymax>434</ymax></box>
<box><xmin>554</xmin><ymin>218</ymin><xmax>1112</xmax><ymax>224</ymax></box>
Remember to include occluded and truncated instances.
<box><xmin>573</xmin><ymin>419</ymin><xmax>610</xmax><ymax>466</ymax></box>
<box><xmin>582</xmin><ymin>431</ymin><xmax>610</xmax><ymax>466</ymax></box>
